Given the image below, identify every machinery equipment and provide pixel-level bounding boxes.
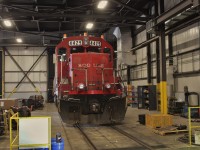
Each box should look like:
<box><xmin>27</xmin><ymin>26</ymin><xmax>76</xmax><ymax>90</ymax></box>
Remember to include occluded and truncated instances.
<box><xmin>53</xmin><ymin>34</ymin><xmax>127</xmax><ymax>124</ymax></box>
<box><xmin>182</xmin><ymin>86</ymin><xmax>200</xmax><ymax>118</ymax></box>
<box><xmin>168</xmin><ymin>97</ymin><xmax>185</xmax><ymax>115</ymax></box>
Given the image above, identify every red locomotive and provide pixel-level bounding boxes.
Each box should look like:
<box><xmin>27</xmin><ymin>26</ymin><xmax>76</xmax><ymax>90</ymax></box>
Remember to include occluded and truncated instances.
<box><xmin>54</xmin><ymin>33</ymin><xmax>127</xmax><ymax>124</ymax></box>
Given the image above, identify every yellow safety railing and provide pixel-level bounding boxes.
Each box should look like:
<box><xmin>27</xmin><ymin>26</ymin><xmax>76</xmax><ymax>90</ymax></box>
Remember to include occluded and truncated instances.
<box><xmin>10</xmin><ymin>113</ymin><xmax>51</xmax><ymax>150</ymax></box>
<box><xmin>188</xmin><ymin>107</ymin><xmax>200</xmax><ymax>146</ymax></box>
<box><xmin>10</xmin><ymin>112</ymin><xmax>19</xmax><ymax>149</ymax></box>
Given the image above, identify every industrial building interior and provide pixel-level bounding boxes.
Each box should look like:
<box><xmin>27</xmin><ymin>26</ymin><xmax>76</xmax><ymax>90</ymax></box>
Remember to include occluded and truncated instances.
<box><xmin>0</xmin><ymin>0</ymin><xmax>200</xmax><ymax>149</ymax></box>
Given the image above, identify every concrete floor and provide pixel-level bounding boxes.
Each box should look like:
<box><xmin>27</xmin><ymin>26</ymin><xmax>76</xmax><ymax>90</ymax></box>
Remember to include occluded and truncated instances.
<box><xmin>0</xmin><ymin>103</ymin><xmax>200</xmax><ymax>150</ymax></box>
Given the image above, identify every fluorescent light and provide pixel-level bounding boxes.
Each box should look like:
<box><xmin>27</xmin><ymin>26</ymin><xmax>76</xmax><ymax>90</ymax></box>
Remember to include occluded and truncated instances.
<box><xmin>3</xmin><ymin>20</ymin><xmax>12</xmax><ymax>27</ymax></box>
<box><xmin>86</xmin><ymin>23</ymin><xmax>93</xmax><ymax>29</ymax></box>
<box><xmin>16</xmin><ymin>38</ymin><xmax>22</xmax><ymax>43</ymax></box>
<box><xmin>98</xmin><ymin>1</ymin><xmax>108</xmax><ymax>9</ymax></box>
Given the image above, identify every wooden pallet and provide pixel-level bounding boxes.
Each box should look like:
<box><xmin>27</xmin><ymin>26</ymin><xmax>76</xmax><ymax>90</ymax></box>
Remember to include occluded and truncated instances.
<box><xmin>154</xmin><ymin>129</ymin><xmax>188</xmax><ymax>136</ymax></box>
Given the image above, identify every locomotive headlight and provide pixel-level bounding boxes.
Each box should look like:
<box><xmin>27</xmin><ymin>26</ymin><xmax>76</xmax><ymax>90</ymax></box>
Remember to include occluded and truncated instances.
<box><xmin>105</xmin><ymin>83</ymin><xmax>111</xmax><ymax>89</ymax></box>
<box><xmin>78</xmin><ymin>83</ymin><xmax>85</xmax><ymax>90</ymax></box>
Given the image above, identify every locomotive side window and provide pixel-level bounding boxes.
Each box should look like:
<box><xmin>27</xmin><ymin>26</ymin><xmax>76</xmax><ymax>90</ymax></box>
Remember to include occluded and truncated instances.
<box><xmin>104</xmin><ymin>48</ymin><xmax>112</xmax><ymax>61</ymax></box>
<box><xmin>58</xmin><ymin>47</ymin><xmax>67</xmax><ymax>62</ymax></box>
<box><xmin>86</xmin><ymin>47</ymin><xmax>100</xmax><ymax>53</ymax></box>
<box><xmin>70</xmin><ymin>47</ymin><xmax>84</xmax><ymax>53</ymax></box>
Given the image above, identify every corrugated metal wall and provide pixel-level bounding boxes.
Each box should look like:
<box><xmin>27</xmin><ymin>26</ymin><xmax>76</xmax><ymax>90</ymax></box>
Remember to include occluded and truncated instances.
<box><xmin>122</xmin><ymin>1</ymin><xmax>200</xmax><ymax>95</ymax></box>
<box><xmin>4</xmin><ymin>47</ymin><xmax>48</xmax><ymax>100</ymax></box>
<box><xmin>129</xmin><ymin>21</ymin><xmax>200</xmax><ymax>94</ymax></box>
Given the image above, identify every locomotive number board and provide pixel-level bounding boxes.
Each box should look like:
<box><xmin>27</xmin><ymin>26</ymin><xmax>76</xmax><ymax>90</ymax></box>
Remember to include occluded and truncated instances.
<box><xmin>69</xmin><ymin>40</ymin><xmax>101</xmax><ymax>46</ymax></box>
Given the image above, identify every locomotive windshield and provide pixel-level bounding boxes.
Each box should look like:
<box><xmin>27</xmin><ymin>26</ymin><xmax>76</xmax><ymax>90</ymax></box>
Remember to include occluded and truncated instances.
<box><xmin>86</xmin><ymin>47</ymin><xmax>100</xmax><ymax>53</ymax></box>
<box><xmin>70</xmin><ymin>47</ymin><xmax>84</xmax><ymax>53</ymax></box>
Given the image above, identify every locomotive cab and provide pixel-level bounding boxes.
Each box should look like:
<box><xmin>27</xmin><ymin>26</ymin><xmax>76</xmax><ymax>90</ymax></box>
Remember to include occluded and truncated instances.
<box><xmin>54</xmin><ymin>35</ymin><xmax>127</xmax><ymax>124</ymax></box>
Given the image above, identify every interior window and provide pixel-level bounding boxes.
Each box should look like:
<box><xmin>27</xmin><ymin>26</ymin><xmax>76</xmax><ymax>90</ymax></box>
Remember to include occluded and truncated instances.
<box><xmin>58</xmin><ymin>47</ymin><xmax>67</xmax><ymax>62</ymax></box>
<box><xmin>70</xmin><ymin>47</ymin><xmax>84</xmax><ymax>53</ymax></box>
<box><xmin>86</xmin><ymin>47</ymin><xmax>100</xmax><ymax>53</ymax></box>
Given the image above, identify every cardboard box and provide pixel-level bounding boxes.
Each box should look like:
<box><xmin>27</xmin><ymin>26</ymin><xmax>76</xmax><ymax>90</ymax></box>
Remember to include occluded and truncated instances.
<box><xmin>146</xmin><ymin>114</ymin><xmax>173</xmax><ymax>128</ymax></box>
<box><xmin>0</xmin><ymin>98</ymin><xmax>19</xmax><ymax>109</ymax></box>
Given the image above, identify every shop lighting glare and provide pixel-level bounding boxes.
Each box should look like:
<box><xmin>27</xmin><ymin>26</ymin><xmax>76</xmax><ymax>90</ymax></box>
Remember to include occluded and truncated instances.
<box><xmin>86</xmin><ymin>23</ymin><xmax>93</xmax><ymax>29</ymax></box>
<box><xmin>3</xmin><ymin>20</ymin><xmax>12</xmax><ymax>27</ymax></box>
<box><xmin>97</xmin><ymin>1</ymin><xmax>108</xmax><ymax>9</ymax></box>
<box><xmin>16</xmin><ymin>38</ymin><xmax>22</xmax><ymax>43</ymax></box>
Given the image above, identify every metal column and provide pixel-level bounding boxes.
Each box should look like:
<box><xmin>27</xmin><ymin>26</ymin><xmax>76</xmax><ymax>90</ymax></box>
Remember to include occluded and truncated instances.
<box><xmin>146</xmin><ymin>33</ymin><xmax>152</xmax><ymax>84</ymax></box>
<box><xmin>156</xmin><ymin>39</ymin><xmax>161</xmax><ymax>111</ymax></box>
<box><xmin>158</xmin><ymin>0</ymin><xmax>167</xmax><ymax>114</ymax></box>
<box><xmin>127</xmin><ymin>65</ymin><xmax>131</xmax><ymax>85</ymax></box>
<box><xmin>0</xmin><ymin>49</ymin><xmax>3</xmax><ymax>98</ymax></box>
<box><xmin>168</xmin><ymin>34</ymin><xmax>173</xmax><ymax>66</ymax></box>
<box><xmin>47</xmin><ymin>48</ymin><xmax>55</xmax><ymax>102</ymax></box>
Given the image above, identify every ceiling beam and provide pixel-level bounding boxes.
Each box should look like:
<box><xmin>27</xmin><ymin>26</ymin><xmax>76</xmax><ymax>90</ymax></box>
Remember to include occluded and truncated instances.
<box><xmin>1</xmin><ymin>2</ymin><xmax>64</xmax><ymax>7</ymax></box>
<box><xmin>0</xmin><ymin>4</ymin><xmax>39</xmax><ymax>13</ymax></box>
<box><xmin>109</xmin><ymin>0</ymin><xmax>148</xmax><ymax>16</ymax></box>
<box><xmin>4</xmin><ymin>19</ymin><xmax>146</xmax><ymax>25</ymax></box>
<box><xmin>1</xmin><ymin>12</ymin><xmax>149</xmax><ymax>21</ymax></box>
<box><xmin>0</xmin><ymin>28</ymin><xmax>61</xmax><ymax>38</ymax></box>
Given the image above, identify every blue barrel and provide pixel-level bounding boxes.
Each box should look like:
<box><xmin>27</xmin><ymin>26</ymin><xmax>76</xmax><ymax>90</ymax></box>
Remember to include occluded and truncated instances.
<box><xmin>51</xmin><ymin>138</ymin><xmax>64</xmax><ymax>150</ymax></box>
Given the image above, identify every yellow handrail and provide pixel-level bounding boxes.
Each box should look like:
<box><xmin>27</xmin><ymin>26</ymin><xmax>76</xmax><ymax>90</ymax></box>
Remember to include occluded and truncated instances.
<box><xmin>188</xmin><ymin>107</ymin><xmax>200</xmax><ymax>146</ymax></box>
<box><xmin>10</xmin><ymin>112</ymin><xmax>51</xmax><ymax>150</ymax></box>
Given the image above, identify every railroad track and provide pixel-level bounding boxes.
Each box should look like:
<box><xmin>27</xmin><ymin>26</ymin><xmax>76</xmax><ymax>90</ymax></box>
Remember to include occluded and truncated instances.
<box><xmin>111</xmin><ymin>126</ymin><xmax>154</xmax><ymax>150</ymax></box>
<box><xmin>73</xmin><ymin>122</ymin><xmax>154</xmax><ymax>150</ymax></box>
<box><xmin>73</xmin><ymin>122</ymin><xmax>98</xmax><ymax>150</ymax></box>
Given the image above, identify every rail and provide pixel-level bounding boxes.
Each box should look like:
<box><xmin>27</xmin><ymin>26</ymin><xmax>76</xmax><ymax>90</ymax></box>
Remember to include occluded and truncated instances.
<box><xmin>111</xmin><ymin>126</ymin><xmax>153</xmax><ymax>150</ymax></box>
<box><xmin>74</xmin><ymin>122</ymin><xmax>98</xmax><ymax>150</ymax></box>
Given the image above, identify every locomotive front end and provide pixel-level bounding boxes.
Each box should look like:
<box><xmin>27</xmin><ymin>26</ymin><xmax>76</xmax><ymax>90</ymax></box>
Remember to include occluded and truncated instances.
<box><xmin>54</xmin><ymin>35</ymin><xmax>127</xmax><ymax>124</ymax></box>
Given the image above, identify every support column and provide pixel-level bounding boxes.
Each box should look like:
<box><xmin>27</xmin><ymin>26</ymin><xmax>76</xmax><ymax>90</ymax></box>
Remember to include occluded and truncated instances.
<box><xmin>155</xmin><ymin>0</ymin><xmax>161</xmax><ymax>111</ymax></box>
<box><xmin>0</xmin><ymin>49</ymin><xmax>3</xmax><ymax>98</ymax></box>
<box><xmin>47</xmin><ymin>48</ymin><xmax>55</xmax><ymax>102</ymax></box>
<box><xmin>146</xmin><ymin>33</ymin><xmax>152</xmax><ymax>84</ymax></box>
<box><xmin>156</xmin><ymin>39</ymin><xmax>161</xmax><ymax>111</ymax></box>
<box><xmin>158</xmin><ymin>0</ymin><xmax>167</xmax><ymax>114</ymax></box>
<box><xmin>167</xmin><ymin>33</ymin><xmax>174</xmax><ymax>98</ymax></box>
<box><xmin>168</xmin><ymin>34</ymin><xmax>173</xmax><ymax>66</ymax></box>
<box><xmin>127</xmin><ymin>65</ymin><xmax>131</xmax><ymax>85</ymax></box>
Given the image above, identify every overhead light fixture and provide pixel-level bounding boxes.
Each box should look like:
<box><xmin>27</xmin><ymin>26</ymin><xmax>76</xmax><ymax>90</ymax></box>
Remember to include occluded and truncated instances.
<box><xmin>3</xmin><ymin>20</ymin><xmax>12</xmax><ymax>27</ymax></box>
<box><xmin>97</xmin><ymin>0</ymin><xmax>108</xmax><ymax>9</ymax></box>
<box><xmin>16</xmin><ymin>38</ymin><xmax>22</xmax><ymax>43</ymax></box>
<box><xmin>86</xmin><ymin>23</ymin><xmax>93</xmax><ymax>29</ymax></box>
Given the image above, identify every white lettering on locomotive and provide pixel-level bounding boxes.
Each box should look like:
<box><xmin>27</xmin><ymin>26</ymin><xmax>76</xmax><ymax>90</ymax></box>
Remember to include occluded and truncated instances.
<box><xmin>69</xmin><ymin>40</ymin><xmax>82</xmax><ymax>46</ymax></box>
<box><xmin>78</xmin><ymin>63</ymin><xmax>104</xmax><ymax>68</ymax></box>
<box><xmin>78</xmin><ymin>64</ymin><xmax>91</xmax><ymax>68</ymax></box>
<box><xmin>93</xmin><ymin>64</ymin><xmax>104</xmax><ymax>67</ymax></box>
<box><xmin>90</xmin><ymin>40</ymin><xmax>101</xmax><ymax>47</ymax></box>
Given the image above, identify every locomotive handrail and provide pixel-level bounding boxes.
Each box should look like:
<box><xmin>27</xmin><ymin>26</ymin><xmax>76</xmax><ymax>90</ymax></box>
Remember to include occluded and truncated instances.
<box><xmin>115</xmin><ymin>69</ymin><xmax>125</xmax><ymax>89</ymax></box>
<box><xmin>71</xmin><ymin>68</ymin><xmax>88</xmax><ymax>90</ymax></box>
